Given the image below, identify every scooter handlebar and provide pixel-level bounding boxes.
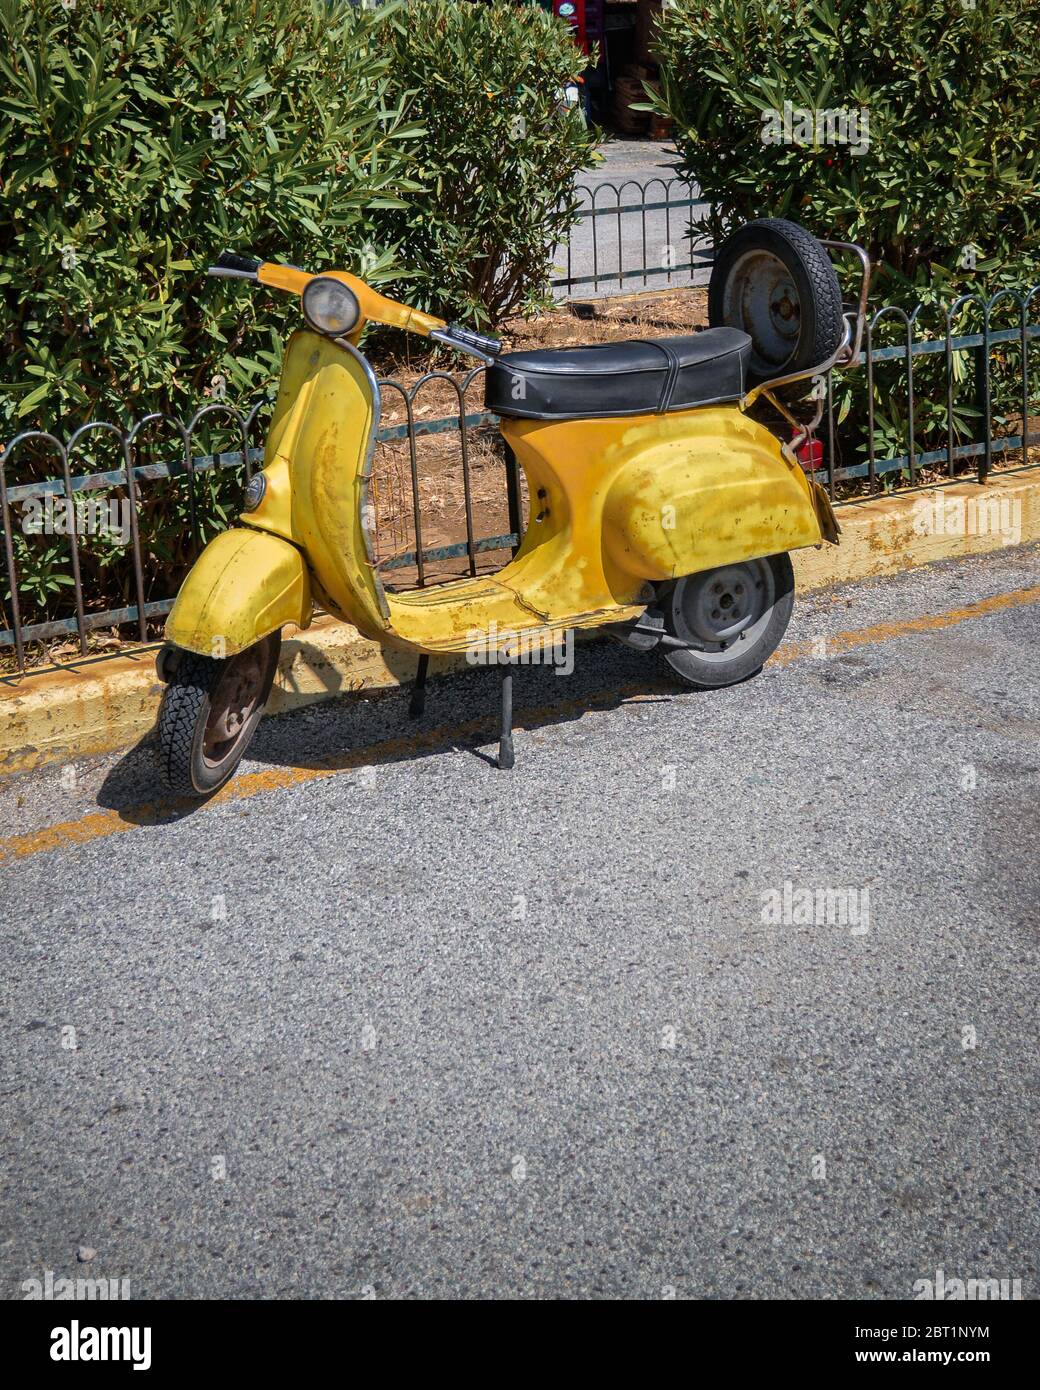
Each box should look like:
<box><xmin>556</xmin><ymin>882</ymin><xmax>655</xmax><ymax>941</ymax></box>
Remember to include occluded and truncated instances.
<box><xmin>256</xmin><ymin>262</ymin><xmax>446</xmax><ymax>337</ymax></box>
<box><xmin>208</xmin><ymin>252</ymin><xmax>451</xmax><ymax>340</ymax></box>
<box><xmin>447</xmin><ymin>324</ymin><xmax>502</xmax><ymax>357</ymax></box>
<box><xmin>429</xmin><ymin>324</ymin><xmax>502</xmax><ymax>365</ymax></box>
<box><xmin>208</xmin><ymin>251</ymin><xmax>261</xmax><ymax>280</ymax></box>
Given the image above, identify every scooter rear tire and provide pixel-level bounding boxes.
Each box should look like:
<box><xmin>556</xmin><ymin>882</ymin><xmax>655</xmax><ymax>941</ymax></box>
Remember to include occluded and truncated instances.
<box><xmin>660</xmin><ymin>552</ymin><xmax>794</xmax><ymax>690</ymax></box>
<box><xmin>156</xmin><ymin>633</ymin><xmax>280</xmax><ymax>797</ymax></box>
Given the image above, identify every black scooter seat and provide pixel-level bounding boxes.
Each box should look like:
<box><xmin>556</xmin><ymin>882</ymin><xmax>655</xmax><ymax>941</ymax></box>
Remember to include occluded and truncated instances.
<box><xmin>485</xmin><ymin>327</ymin><xmax>752</xmax><ymax>421</ymax></box>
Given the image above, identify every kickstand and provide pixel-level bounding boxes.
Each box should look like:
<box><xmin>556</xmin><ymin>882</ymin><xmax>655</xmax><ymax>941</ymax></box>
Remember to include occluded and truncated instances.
<box><xmin>409</xmin><ymin>654</ymin><xmax>429</xmax><ymax>719</ymax></box>
<box><xmin>498</xmin><ymin>662</ymin><xmax>515</xmax><ymax>770</ymax></box>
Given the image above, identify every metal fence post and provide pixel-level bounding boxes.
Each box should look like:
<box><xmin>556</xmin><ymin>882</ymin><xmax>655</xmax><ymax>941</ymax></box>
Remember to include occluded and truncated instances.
<box><xmin>973</xmin><ymin>343</ymin><xmax>991</xmax><ymax>484</ymax></box>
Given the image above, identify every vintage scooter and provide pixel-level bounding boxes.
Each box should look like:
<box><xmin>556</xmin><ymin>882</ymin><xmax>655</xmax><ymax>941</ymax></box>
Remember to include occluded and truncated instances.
<box><xmin>156</xmin><ymin>219</ymin><xmax>869</xmax><ymax>796</ymax></box>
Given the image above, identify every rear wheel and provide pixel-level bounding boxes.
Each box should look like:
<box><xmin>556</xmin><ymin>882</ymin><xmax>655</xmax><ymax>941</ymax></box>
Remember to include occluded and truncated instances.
<box><xmin>659</xmin><ymin>553</ymin><xmax>794</xmax><ymax>689</ymax></box>
<box><xmin>157</xmin><ymin>633</ymin><xmax>281</xmax><ymax>796</ymax></box>
<box><xmin>708</xmin><ymin>219</ymin><xmax>845</xmax><ymax>387</ymax></box>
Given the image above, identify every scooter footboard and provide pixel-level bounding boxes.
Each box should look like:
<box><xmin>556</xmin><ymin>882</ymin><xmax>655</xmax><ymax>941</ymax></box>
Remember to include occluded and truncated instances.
<box><xmin>165</xmin><ymin>527</ymin><xmax>312</xmax><ymax>657</ymax></box>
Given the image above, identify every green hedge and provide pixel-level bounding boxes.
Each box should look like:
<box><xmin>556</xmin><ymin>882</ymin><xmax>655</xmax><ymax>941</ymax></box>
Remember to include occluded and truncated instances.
<box><xmin>0</xmin><ymin>0</ymin><xmax>597</xmax><ymax>646</ymax></box>
<box><xmin>0</xmin><ymin>0</ymin><xmax>596</xmax><ymax>437</ymax></box>
<box><xmin>652</xmin><ymin>0</ymin><xmax>1040</xmax><ymax>478</ymax></box>
<box><xmin>653</xmin><ymin>0</ymin><xmax>1040</xmax><ymax>307</ymax></box>
<box><xmin>381</xmin><ymin>0</ymin><xmax>597</xmax><ymax>327</ymax></box>
<box><xmin>0</xmin><ymin>0</ymin><xmax>426</xmax><ymax>433</ymax></box>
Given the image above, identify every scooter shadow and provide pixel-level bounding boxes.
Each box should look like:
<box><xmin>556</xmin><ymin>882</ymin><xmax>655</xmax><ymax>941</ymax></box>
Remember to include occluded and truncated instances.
<box><xmin>96</xmin><ymin>638</ymin><xmax>682</xmax><ymax>826</ymax></box>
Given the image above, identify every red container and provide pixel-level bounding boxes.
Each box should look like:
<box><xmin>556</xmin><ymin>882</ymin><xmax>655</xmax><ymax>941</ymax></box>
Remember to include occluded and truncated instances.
<box><xmin>794</xmin><ymin>434</ymin><xmax>824</xmax><ymax>472</ymax></box>
<box><xmin>553</xmin><ymin>0</ymin><xmax>588</xmax><ymax>52</ymax></box>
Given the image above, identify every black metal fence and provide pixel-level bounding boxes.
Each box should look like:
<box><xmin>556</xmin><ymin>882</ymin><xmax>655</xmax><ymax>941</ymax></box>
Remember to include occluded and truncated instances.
<box><xmin>3</xmin><ymin>186</ymin><xmax>1039</xmax><ymax>672</ymax></box>
<box><xmin>0</xmin><ymin>378</ymin><xmax>516</xmax><ymax>671</ymax></box>
<box><xmin>551</xmin><ymin>176</ymin><xmax>709</xmax><ymax>295</ymax></box>
<box><xmin>847</xmin><ymin>291</ymin><xmax>1040</xmax><ymax>488</ymax></box>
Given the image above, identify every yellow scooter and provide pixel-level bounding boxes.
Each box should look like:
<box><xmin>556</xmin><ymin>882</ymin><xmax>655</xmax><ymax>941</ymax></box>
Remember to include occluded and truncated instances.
<box><xmin>156</xmin><ymin>220</ymin><xmax>869</xmax><ymax>796</ymax></box>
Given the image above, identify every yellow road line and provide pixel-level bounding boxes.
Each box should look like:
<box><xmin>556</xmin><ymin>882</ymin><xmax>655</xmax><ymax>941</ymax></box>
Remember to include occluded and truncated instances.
<box><xmin>769</xmin><ymin>583</ymin><xmax>1040</xmax><ymax>665</ymax></box>
<box><xmin>2</xmin><ymin>584</ymin><xmax>1038</xmax><ymax>864</ymax></box>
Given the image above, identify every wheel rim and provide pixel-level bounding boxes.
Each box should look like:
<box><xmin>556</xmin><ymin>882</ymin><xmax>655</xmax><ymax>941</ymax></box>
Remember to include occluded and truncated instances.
<box><xmin>669</xmin><ymin>559</ymin><xmax>776</xmax><ymax>665</ymax></box>
<box><xmin>722</xmin><ymin>249</ymin><xmax>802</xmax><ymax>377</ymax></box>
<box><xmin>202</xmin><ymin>644</ymin><xmax>269</xmax><ymax>768</ymax></box>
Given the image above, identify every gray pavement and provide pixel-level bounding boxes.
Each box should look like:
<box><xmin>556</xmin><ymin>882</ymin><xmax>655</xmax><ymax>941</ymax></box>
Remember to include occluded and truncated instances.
<box><xmin>555</xmin><ymin>139</ymin><xmax>709</xmax><ymax>299</ymax></box>
<box><xmin>1</xmin><ymin>544</ymin><xmax>1039</xmax><ymax>1299</ymax></box>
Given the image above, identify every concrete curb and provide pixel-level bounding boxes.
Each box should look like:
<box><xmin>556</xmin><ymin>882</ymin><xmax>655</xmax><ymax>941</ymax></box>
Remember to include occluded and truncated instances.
<box><xmin>3</xmin><ymin>467</ymin><xmax>1038</xmax><ymax>778</ymax></box>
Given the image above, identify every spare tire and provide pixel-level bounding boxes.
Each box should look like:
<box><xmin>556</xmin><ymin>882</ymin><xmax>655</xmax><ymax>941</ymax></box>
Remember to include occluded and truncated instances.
<box><xmin>708</xmin><ymin>219</ymin><xmax>845</xmax><ymax>388</ymax></box>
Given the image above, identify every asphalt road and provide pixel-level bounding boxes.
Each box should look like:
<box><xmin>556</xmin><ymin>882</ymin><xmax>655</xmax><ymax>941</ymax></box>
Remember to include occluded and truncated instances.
<box><xmin>2</xmin><ymin>545</ymin><xmax>1039</xmax><ymax>1300</ymax></box>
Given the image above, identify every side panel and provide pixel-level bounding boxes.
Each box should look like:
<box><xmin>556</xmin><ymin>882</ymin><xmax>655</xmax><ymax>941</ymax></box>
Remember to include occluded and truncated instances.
<box><xmin>502</xmin><ymin>408</ymin><xmax>822</xmax><ymax>606</ymax></box>
<box><xmin>165</xmin><ymin>527</ymin><xmax>311</xmax><ymax>657</ymax></box>
<box><xmin>601</xmin><ymin>412</ymin><xmax>823</xmax><ymax>581</ymax></box>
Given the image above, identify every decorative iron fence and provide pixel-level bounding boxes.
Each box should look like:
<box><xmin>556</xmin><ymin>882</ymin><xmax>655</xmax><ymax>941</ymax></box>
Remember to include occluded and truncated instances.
<box><xmin>0</xmin><ymin>377</ymin><xmax>517</xmax><ymax>671</ymax></box>
<box><xmin>2</xmin><ymin>180</ymin><xmax>1039</xmax><ymax>673</ymax></box>
<box><xmin>551</xmin><ymin>176</ymin><xmax>709</xmax><ymax>295</ymax></box>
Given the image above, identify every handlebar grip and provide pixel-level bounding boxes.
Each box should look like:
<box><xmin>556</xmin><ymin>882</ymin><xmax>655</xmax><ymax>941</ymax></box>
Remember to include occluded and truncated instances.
<box><xmin>208</xmin><ymin>250</ymin><xmax>261</xmax><ymax>279</ymax></box>
<box><xmin>447</xmin><ymin>323</ymin><xmax>502</xmax><ymax>357</ymax></box>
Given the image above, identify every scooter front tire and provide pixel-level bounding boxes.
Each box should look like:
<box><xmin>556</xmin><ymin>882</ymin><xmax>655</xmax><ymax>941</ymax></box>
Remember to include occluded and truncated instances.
<box><xmin>156</xmin><ymin>633</ymin><xmax>281</xmax><ymax>797</ymax></box>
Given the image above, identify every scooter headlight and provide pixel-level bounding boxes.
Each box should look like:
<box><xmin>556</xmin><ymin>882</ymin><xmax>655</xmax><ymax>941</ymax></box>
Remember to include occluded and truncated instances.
<box><xmin>242</xmin><ymin>472</ymin><xmax>266</xmax><ymax>512</ymax></box>
<box><xmin>301</xmin><ymin>276</ymin><xmax>361</xmax><ymax>337</ymax></box>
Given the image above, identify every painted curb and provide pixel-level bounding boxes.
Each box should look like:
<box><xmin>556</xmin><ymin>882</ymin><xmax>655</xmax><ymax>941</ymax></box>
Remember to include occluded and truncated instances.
<box><xmin>2</xmin><ymin>467</ymin><xmax>1038</xmax><ymax>778</ymax></box>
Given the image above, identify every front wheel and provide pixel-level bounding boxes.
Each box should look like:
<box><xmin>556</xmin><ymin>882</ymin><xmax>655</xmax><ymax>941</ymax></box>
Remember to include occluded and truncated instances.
<box><xmin>156</xmin><ymin>633</ymin><xmax>281</xmax><ymax>796</ymax></box>
<box><xmin>659</xmin><ymin>553</ymin><xmax>794</xmax><ymax>689</ymax></box>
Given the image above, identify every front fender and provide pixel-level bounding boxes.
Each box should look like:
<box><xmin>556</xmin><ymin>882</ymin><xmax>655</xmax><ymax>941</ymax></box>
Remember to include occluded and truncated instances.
<box><xmin>165</xmin><ymin>526</ymin><xmax>312</xmax><ymax>657</ymax></box>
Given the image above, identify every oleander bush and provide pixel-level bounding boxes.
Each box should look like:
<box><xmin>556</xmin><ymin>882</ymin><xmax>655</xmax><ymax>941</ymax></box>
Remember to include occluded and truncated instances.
<box><xmin>652</xmin><ymin>0</ymin><xmax>1040</xmax><ymax>477</ymax></box>
<box><xmin>0</xmin><ymin>0</ymin><xmax>424</xmax><ymax>649</ymax></box>
<box><xmin>0</xmin><ymin>0</ymin><xmax>421</xmax><ymax>433</ymax></box>
<box><xmin>653</xmin><ymin>0</ymin><xmax>1040</xmax><ymax>301</ymax></box>
<box><xmin>380</xmin><ymin>0</ymin><xmax>598</xmax><ymax>327</ymax></box>
<box><xmin>0</xmin><ymin>0</ymin><xmax>598</xmax><ymax>651</ymax></box>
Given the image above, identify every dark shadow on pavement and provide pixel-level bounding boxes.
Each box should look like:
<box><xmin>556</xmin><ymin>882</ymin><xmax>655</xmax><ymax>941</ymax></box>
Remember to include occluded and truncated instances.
<box><xmin>96</xmin><ymin>637</ymin><xmax>686</xmax><ymax>827</ymax></box>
